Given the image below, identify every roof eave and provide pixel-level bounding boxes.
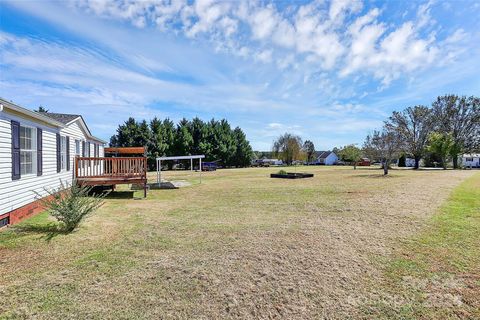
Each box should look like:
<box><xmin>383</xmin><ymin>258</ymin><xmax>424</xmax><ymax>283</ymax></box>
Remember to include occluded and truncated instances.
<box><xmin>66</xmin><ymin>115</ymin><xmax>105</xmax><ymax>144</ymax></box>
<box><xmin>0</xmin><ymin>98</ymin><xmax>65</xmax><ymax>128</ymax></box>
<box><xmin>90</xmin><ymin>136</ymin><xmax>107</xmax><ymax>144</ymax></box>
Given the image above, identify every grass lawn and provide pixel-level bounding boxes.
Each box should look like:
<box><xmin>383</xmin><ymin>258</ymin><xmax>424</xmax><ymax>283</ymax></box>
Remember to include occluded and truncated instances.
<box><xmin>0</xmin><ymin>166</ymin><xmax>478</xmax><ymax>319</ymax></box>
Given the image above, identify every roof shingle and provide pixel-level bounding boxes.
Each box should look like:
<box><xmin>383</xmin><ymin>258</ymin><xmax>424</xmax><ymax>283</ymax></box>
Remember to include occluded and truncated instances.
<box><xmin>39</xmin><ymin>112</ymin><xmax>80</xmax><ymax>125</ymax></box>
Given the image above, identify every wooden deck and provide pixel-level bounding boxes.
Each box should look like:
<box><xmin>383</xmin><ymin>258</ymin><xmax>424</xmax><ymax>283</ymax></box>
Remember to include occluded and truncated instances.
<box><xmin>75</xmin><ymin>156</ymin><xmax>148</xmax><ymax>197</ymax></box>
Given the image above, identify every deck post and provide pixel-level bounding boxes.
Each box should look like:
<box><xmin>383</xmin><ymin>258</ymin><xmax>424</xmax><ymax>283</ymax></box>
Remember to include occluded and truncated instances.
<box><xmin>75</xmin><ymin>156</ymin><xmax>78</xmax><ymax>181</ymax></box>
<box><xmin>144</xmin><ymin>157</ymin><xmax>147</xmax><ymax>198</ymax></box>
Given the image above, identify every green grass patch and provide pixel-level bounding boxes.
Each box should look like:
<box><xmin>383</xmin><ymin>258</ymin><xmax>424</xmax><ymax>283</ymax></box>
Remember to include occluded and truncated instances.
<box><xmin>0</xmin><ymin>212</ymin><xmax>59</xmax><ymax>249</ymax></box>
<box><xmin>389</xmin><ymin>173</ymin><xmax>480</xmax><ymax>278</ymax></box>
<box><xmin>367</xmin><ymin>173</ymin><xmax>480</xmax><ymax>318</ymax></box>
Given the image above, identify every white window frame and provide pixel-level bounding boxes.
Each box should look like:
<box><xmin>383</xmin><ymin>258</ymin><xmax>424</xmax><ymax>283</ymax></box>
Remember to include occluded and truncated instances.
<box><xmin>60</xmin><ymin>136</ymin><xmax>67</xmax><ymax>171</ymax></box>
<box><xmin>75</xmin><ymin>140</ymin><xmax>81</xmax><ymax>156</ymax></box>
<box><xmin>20</xmin><ymin>125</ymin><xmax>37</xmax><ymax>176</ymax></box>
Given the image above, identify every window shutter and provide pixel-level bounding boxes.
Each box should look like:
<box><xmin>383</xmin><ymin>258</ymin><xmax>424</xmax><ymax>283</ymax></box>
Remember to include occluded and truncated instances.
<box><xmin>66</xmin><ymin>136</ymin><xmax>70</xmax><ymax>171</ymax></box>
<box><xmin>56</xmin><ymin>133</ymin><xmax>61</xmax><ymax>173</ymax></box>
<box><xmin>11</xmin><ymin>120</ymin><xmax>21</xmax><ymax>180</ymax></box>
<box><xmin>82</xmin><ymin>141</ymin><xmax>86</xmax><ymax>157</ymax></box>
<box><xmin>37</xmin><ymin>128</ymin><xmax>43</xmax><ymax>176</ymax></box>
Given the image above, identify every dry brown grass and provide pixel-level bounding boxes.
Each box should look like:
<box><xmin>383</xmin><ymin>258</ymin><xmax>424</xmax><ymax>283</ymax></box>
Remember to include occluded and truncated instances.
<box><xmin>0</xmin><ymin>166</ymin><xmax>476</xmax><ymax>319</ymax></box>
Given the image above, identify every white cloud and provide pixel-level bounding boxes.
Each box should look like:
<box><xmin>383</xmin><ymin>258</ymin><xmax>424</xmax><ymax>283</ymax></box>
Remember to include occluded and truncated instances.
<box><xmin>255</xmin><ymin>49</ymin><xmax>273</xmax><ymax>63</ymax></box>
<box><xmin>341</xmin><ymin>7</ymin><xmax>443</xmax><ymax>85</ymax></box>
<box><xmin>329</xmin><ymin>0</ymin><xmax>363</xmax><ymax>25</ymax></box>
<box><xmin>248</xmin><ymin>5</ymin><xmax>278</xmax><ymax>40</ymax></box>
<box><xmin>416</xmin><ymin>0</ymin><xmax>435</xmax><ymax>29</ymax></box>
<box><xmin>2</xmin><ymin>0</ymin><xmax>479</xmax><ymax>150</ymax></box>
<box><xmin>68</xmin><ymin>0</ymin><xmax>468</xmax><ymax>86</ymax></box>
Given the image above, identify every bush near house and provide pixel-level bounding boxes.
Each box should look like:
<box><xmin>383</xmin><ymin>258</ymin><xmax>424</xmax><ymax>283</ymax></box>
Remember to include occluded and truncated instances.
<box><xmin>37</xmin><ymin>182</ymin><xmax>107</xmax><ymax>232</ymax></box>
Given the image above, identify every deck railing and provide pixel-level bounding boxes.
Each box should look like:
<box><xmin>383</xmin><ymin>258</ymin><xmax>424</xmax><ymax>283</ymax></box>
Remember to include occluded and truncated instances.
<box><xmin>75</xmin><ymin>157</ymin><xmax>147</xmax><ymax>179</ymax></box>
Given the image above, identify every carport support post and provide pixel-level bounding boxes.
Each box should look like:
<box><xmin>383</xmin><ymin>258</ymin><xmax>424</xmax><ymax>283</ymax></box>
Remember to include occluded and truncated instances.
<box><xmin>199</xmin><ymin>158</ymin><xmax>202</xmax><ymax>184</ymax></box>
<box><xmin>191</xmin><ymin>158</ymin><xmax>193</xmax><ymax>171</ymax></box>
<box><xmin>158</xmin><ymin>160</ymin><xmax>162</xmax><ymax>184</ymax></box>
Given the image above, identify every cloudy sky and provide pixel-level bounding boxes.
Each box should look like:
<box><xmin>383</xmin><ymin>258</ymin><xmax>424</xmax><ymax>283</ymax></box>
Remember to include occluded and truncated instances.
<box><xmin>1</xmin><ymin>0</ymin><xmax>479</xmax><ymax>150</ymax></box>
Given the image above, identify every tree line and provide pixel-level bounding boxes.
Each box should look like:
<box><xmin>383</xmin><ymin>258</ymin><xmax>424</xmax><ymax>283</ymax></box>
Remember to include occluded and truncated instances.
<box><xmin>337</xmin><ymin>94</ymin><xmax>479</xmax><ymax>174</ymax></box>
<box><xmin>109</xmin><ymin>117</ymin><xmax>253</xmax><ymax>169</ymax></box>
<box><xmin>269</xmin><ymin>95</ymin><xmax>479</xmax><ymax>174</ymax></box>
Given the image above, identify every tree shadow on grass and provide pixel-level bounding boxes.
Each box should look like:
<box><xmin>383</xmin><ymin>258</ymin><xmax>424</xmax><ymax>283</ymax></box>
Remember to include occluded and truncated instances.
<box><xmin>11</xmin><ymin>223</ymin><xmax>69</xmax><ymax>241</ymax></box>
<box><xmin>352</xmin><ymin>173</ymin><xmax>399</xmax><ymax>178</ymax></box>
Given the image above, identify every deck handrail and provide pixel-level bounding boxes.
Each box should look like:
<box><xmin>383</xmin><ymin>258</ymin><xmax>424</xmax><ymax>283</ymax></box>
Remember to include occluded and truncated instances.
<box><xmin>75</xmin><ymin>156</ymin><xmax>147</xmax><ymax>179</ymax></box>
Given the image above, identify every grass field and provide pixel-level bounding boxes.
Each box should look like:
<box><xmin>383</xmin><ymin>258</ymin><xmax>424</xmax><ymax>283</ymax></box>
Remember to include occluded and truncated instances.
<box><xmin>0</xmin><ymin>166</ymin><xmax>478</xmax><ymax>319</ymax></box>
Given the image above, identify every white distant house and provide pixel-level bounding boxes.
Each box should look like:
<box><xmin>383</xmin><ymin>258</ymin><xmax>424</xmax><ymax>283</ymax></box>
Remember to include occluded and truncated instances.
<box><xmin>252</xmin><ymin>158</ymin><xmax>283</xmax><ymax>166</ymax></box>
<box><xmin>263</xmin><ymin>159</ymin><xmax>283</xmax><ymax>166</ymax></box>
<box><xmin>316</xmin><ymin>151</ymin><xmax>339</xmax><ymax>165</ymax></box>
<box><xmin>0</xmin><ymin>98</ymin><xmax>106</xmax><ymax>227</ymax></box>
<box><xmin>462</xmin><ymin>154</ymin><xmax>480</xmax><ymax>168</ymax></box>
<box><xmin>405</xmin><ymin>158</ymin><xmax>416</xmax><ymax>167</ymax></box>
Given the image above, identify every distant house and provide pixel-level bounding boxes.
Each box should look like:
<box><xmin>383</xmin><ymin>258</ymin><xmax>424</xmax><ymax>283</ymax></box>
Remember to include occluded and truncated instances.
<box><xmin>252</xmin><ymin>158</ymin><xmax>283</xmax><ymax>167</ymax></box>
<box><xmin>315</xmin><ymin>151</ymin><xmax>339</xmax><ymax>165</ymax></box>
<box><xmin>0</xmin><ymin>98</ymin><xmax>106</xmax><ymax>227</ymax></box>
<box><xmin>263</xmin><ymin>159</ymin><xmax>283</xmax><ymax>166</ymax></box>
<box><xmin>405</xmin><ymin>158</ymin><xmax>416</xmax><ymax>167</ymax></box>
<box><xmin>462</xmin><ymin>154</ymin><xmax>480</xmax><ymax>168</ymax></box>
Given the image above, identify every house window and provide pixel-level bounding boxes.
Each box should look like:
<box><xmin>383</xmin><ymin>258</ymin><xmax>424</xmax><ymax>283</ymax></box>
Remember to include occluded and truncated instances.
<box><xmin>20</xmin><ymin>126</ymin><xmax>37</xmax><ymax>175</ymax></box>
<box><xmin>60</xmin><ymin>136</ymin><xmax>67</xmax><ymax>170</ymax></box>
<box><xmin>86</xmin><ymin>142</ymin><xmax>90</xmax><ymax>157</ymax></box>
<box><xmin>466</xmin><ymin>157</ymin><xmax>473</xmax><ymax>162</ymax></box>
<box><xmin>75</xmin><ymin>140</ymin><xmax>81</xmax><ymax>156</ymax></box>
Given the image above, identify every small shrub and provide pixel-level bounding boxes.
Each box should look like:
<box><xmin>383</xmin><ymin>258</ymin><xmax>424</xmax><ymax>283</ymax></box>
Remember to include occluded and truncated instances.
<box><xmin>36</xmin><ymin>181</ymin><xmax>107</xmax><ymax>232</ymax></box>
<box><xmin>277</xmin><ymin>169</ymin><xmax>288</xmax><ymax>175</ymax></box>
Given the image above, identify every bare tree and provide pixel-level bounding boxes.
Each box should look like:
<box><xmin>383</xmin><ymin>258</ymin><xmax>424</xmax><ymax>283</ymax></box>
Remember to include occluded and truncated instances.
<box><xmin>432</xmin><ymin>95</ymin><xmax>480</xmax><ymax>168</ymax></box>
<box><xmin>385</xmin><ymin>105</ymin><xmax>433</xmax><ymax>169</ymax></box>
<box><xmin>272</xmin><ymin>133</ymin><xmax>303</xmax><ymax>165</ymax></box>
<box><xmin>363</xmin><ymin>129</ymin><xmax>401</xmax><ymax>175</ymax></box>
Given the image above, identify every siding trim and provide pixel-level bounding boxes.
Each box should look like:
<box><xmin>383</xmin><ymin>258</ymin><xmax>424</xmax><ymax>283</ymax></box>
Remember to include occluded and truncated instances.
<box><xmin>56</xmin><ymin>133</ymin><xmax>61</xmax><ymax>173</ymax></box>
<box><xmin>37</xmin><ymin>128</ymin><xmax>43</xmax><ymax>176</ymax></box>
<box><xmin>66</xmin><ymin>136</ymin><xmax>70</xmax><ymax>171</ymax></box>
<box><xmin>11</xmin><ymin>120</ymin><xmax>20</xmax><ymax>180</ymax></box>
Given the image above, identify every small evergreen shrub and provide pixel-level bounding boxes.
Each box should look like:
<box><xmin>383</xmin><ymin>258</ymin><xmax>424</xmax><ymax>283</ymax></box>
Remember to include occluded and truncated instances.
<box><xmin>277</xmin><ymin>169</ymin><xmax>288</xmax><ymax>175</ymax></box>
<box><xmin>36</xmin><ymin>181</ymin><xmax>107</xmax><ymax>232</ymax></box>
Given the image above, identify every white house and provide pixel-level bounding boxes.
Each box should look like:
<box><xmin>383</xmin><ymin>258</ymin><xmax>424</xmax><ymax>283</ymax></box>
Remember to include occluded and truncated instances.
<box><xmin>405</xmin><ymin>158</ymin><xmax>416</xmax><ymax>167</ymax></box>
<box><xmin>462</xmin><ymin>154</ymin><xmax>480</xmax><ymax>168</ymax></box>
<box><xmin>316</xmin><ymin>151</ymin><xmax>339</xmax><ymax>165</ymax></box>
<box><xmin>0</xmin><ymin>98</ymin><xmax>106</xmax><ymax>227</ymax></box>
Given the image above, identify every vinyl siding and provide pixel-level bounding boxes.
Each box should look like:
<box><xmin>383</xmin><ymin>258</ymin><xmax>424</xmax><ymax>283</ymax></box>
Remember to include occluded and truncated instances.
<box><xmin>0</xmin><ymin>111</ymin><xmax>104</xmax><ymax>216</ymax></box>
<box><xmin>325</xmin><ymin>153</ymin><xmax>338</xmax><ymax>165</ymax></box>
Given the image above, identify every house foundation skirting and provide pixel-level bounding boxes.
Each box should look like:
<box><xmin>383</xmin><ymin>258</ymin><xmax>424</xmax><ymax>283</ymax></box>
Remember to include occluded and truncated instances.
<box><xmin>0</xmin><ymin>195</ymin><xmax>53</xmax><ymax>228</ymax></box>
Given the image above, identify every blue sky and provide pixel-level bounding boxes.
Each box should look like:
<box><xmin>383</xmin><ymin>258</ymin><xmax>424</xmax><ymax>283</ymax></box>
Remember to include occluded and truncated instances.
<box><xmin>1</xmin><ymin>0</ymin><xmax>479</xmax><ymax>150</ymax></box>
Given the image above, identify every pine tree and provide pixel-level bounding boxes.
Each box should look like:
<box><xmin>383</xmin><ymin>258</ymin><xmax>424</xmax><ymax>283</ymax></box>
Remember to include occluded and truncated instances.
<box><xmin>233</xmin><ymin>127</ymin><xmax>253</xmax><ymax>167</ymax></box>
<box><xmin>110</xmin><ymin>116</ymin><xmax>254</xmax><ymax>169</ymax></box>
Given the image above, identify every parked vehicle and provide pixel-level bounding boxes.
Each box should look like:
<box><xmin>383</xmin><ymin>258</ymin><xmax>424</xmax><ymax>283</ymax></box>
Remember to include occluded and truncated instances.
<box><xmin>202</xmin><ymin>162</ymin><xmax>218</xmax><ymax>171</ymax></box>
<box><xmin>357</xmin><ymin>158</ymin><xmax>371</xmax><ymax>166</ymax></box>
